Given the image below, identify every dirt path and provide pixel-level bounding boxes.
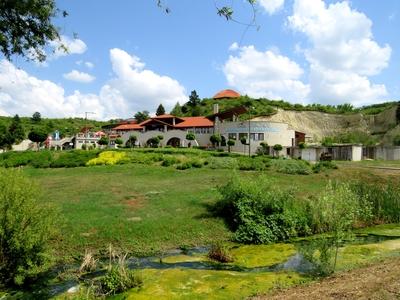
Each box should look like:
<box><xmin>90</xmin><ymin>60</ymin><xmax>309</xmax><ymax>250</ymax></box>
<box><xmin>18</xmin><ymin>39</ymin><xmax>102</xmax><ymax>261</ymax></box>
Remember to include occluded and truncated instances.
<box><xmin>254</xmin><ymin>258</ymin><xmax>400</xmax><ymax>300</ymax></box>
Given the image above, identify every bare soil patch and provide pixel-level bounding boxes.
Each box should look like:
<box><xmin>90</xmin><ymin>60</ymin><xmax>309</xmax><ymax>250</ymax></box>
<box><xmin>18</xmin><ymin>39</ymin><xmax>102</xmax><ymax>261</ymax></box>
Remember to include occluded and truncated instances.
<box><xmin>255</xmin><ymin>258</ymin><xmax>400</xmax><ymax>300</ymax></box>
<box><xmin>123</xmin><ymin>194</ymin><xmax>146</xmax><ymax>210</ymax></box>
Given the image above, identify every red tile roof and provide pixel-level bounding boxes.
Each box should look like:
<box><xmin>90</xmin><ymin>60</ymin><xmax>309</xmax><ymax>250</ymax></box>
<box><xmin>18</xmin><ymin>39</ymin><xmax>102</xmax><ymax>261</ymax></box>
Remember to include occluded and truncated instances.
<box><xmin>213</xmin><ymin>89</ymin><xmax>241</xmax><ymax>99</ymax></box>
<box><xmin>153</xmin><ymin>114</ymin><xmax>175</xmax><ymax>119</ymax></box>
<box><xmin>113</xmin><ymin>123</ymin><xmax>143</xmax><ymax>131</ymax></box>
<box><xmin>174</xmin><ymin>117</ymin><xmax>213</xmax><ymax>128</ymax></box>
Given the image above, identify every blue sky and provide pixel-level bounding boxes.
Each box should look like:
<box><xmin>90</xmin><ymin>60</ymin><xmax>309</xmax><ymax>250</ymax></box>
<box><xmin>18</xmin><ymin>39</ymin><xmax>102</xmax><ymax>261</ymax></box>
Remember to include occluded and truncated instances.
<box><xmin>0</xmin><ymin>0</ymin><xmax>399</xmax><ymax>120</ymax></box>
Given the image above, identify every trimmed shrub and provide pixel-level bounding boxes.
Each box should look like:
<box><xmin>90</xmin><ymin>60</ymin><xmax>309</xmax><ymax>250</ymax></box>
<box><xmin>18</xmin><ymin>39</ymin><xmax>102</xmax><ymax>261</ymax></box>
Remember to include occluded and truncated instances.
<box><xmin>0</xmin><ymin>169</ymin><xmax>57</xmax><ymax>286</ymax></box>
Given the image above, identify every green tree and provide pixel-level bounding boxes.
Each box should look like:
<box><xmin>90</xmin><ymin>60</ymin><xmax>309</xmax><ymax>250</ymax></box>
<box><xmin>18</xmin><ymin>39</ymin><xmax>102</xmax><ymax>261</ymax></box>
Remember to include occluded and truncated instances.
<box><xmin>98</xmin><ymin>136</ymin><xmax>109</xmax><ymax>146</ymax></box>
<box><xmin>188</xmin><ymin>90</ymin><xmax>200</xmax><ymax>108</ymax></box>
<box><xmin>273</xmin><ymin>144</ymin><xmax>282</xmax><ymax>157</ymax></box>
<box><xmin>393</xmin><ymin>135</ymin><xmax>400</xmax><ymax>146</ymax></box>
<box><xmin>115</xmin><ymin>138</ymin><xmax>123</xmax><ymax>147</ymax></box>
<box><xmin>0</xmin><ymin>0</ymin><xmax>66</xmax><ymax>62</ymax></box>
<box><xmin>0</xmin><ymin>169</ymin><xmax>57</xmax><ymax>286</ymax></box>
<box><xmin>186</xmin><ymin>132</ymin><xmax>196</xmax><ymax>147</ymax></box>
<box><xmin>8</xmin><ymin>114</ymin><xmax>25</xmax><ymax>143</ymax></box>
<box><xmin>31</xmin><ymin>112</ymin><xmax>42</xmax><ymax>123</ymax></box>
<box><xmin>147</xmin><ymin>136</ymin><xmax>160</xmax><ymax>148</ymax></box>
<box><xmin>227</xmin><ymin>139</ymin><xmax>235</xmax><ymax>152</ymax></box>
<box><xmin>0</xmin><ymin>125</ymin><xmax>13</xmax><ymax>150</ymax></box>
<box><xmin>134</xmin><ymin>111</ymin><xmax>150</xmax><ymax>124</ymax></box>
<box><xmin>28</xmin><ymin>128</ymin><xmax>47</xmax><ymax>150</ymax></box>
<box><xmin>170</xmin><ymin>102</ymin><xmax>182</xmax><ymax>116</ymax></box>
<box><xmin>156</xmin><ymin>104</ymin><xmax>166</xmax><ymax>116</ymax></box>
<box><xmin>126</xmin><ymin>135</ymin><xmax>137</xmax><ymax>148</ymax></box>
<box><xmin>210</xmin><ymin>134</ymin><xmax>222</xmax><ymax>147</ymax></box>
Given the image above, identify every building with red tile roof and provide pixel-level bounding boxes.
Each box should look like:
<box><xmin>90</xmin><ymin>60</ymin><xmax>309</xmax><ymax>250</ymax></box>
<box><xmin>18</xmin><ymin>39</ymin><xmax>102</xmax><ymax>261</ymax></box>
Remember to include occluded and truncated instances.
<box><xmin>213</xmin><ymin>89</ymin><xmax>241</xmax><ymax>99</ymax></box>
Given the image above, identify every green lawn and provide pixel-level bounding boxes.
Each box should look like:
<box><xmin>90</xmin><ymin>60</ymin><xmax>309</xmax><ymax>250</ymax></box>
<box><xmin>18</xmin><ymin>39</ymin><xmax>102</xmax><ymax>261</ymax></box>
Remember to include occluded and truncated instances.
<box><xmin>21</xmin><ymin>162</ymin><xmax>381</xmax><ymax>259</ymax></box>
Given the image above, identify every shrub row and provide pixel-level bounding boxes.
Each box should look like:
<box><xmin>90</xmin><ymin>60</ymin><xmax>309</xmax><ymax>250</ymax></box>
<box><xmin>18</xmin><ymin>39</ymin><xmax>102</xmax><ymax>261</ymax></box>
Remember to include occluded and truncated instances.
<box><xmin>215</xmin><ymin>176</ymin><xmax>397</xmax><ymax>244</ymax></box>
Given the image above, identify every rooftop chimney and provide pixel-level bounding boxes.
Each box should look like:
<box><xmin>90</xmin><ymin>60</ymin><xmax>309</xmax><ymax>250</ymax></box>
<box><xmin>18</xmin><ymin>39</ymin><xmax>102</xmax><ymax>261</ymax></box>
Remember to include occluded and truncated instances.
<box><xmin>213</xmin><ymin>103</ymin><xmax>219</xmax><ymax>114</ymax></box>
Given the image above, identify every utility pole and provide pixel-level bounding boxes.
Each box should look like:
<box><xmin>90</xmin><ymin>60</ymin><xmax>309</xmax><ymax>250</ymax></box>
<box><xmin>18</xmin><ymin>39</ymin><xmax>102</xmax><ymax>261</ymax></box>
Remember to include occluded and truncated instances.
<box><xmin>248</xmin><ymin>106</ymin><xmax>254</xmax><ymax>157</ymax></box>
<box><xmin>84</xmin><ymin>112</ymin><xmax>95</xmax><ymax>149</ymax></box>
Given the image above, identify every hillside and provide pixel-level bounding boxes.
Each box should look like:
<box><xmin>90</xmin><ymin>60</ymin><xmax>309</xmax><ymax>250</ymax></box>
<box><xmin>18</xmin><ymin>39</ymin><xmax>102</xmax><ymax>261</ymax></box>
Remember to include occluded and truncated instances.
<box><xmin>176</xmin><ymin>97</ymin><xmax>400</xmax><ymax>145</ymax></box>
<box><xmin>255</xmin><ymin>104</ymin><xmax>400</xmax><ymax>144</ymax></box>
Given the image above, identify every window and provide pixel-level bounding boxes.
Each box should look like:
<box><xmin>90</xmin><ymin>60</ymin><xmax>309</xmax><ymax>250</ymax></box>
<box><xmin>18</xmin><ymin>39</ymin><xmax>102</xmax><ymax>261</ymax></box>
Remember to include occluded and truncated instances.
<box><xmin>228</xmin><ymin>133</ymin><xmax>237</xmax><ymax>140</ymax></box>
<box><xmin>257</xmin><ymin>133</ymin><xmax>264</xmax><ymax>141</ymax></box>
<box><xmin>239</xmin><ymin>133</ymin><xmax>248</xmax><ymax>140</ymax></box>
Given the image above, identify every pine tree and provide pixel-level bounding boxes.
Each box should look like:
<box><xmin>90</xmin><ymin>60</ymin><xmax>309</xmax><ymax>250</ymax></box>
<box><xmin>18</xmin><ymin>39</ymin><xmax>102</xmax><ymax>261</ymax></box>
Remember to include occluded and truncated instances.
<box><xmin>156</xmin><ymin>104</ymin><xmax>166</xmax><ymax>116</ymax></box>
<box><xmin>188</xmin><ymin>90</ymin><xmax>200</xmax><ymax>107</ymax></box>
<box><xmin>170</xmin><ymin>102</ymin><xmax>182</xmax><ymax>116</ymax></box>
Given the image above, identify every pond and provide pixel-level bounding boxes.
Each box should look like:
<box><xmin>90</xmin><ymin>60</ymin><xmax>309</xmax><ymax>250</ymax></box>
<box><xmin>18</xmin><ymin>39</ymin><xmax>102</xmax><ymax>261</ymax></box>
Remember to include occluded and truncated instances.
<box><xmin>46</xmin><ymin>229</ymin><xmax>400</xmax><ymax>299</ymax></box>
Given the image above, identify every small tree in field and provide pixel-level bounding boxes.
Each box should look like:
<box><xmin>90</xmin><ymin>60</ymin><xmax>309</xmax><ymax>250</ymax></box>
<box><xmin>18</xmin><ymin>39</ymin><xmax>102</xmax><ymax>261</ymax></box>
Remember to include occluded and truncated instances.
<box><xmin>186</xmin><ymin>132</ymin><xmax>196</xmax><ymax>147</ymax></box>
<box><xmin>227</xmin><ymin>139</ymin><xmax>235</xmax><ymax>152</ymax></box>
<box><xmin>0</xmin><ymin>169</ymin><xmax>57</xmax><ymax>286</ymax></box>
<box><xmin>115</xmin><ymin>138</ymin><xmax>123</xmax><ymax>148</ymax></box>
<box><xmin>273</xmin><ymin>144</ymin><xmax>283</xmax><ymax>157</ymax></box>
<box><xmin>28</xmin><ymin>129</ymin><xmax>47</xmax><ymax>150</ymax></box>
<box><xmin>147</xmin><ymin>136</ymin><xmax>160</xmax><ymax>148</ymax></box>
<box><xmin>210</xmin><ymin>134</ymin><xmax>222</xmax><ymax>148</ymax></box>
<box><xmin>98</xmin><ymin>136</ymin><xmax>109</xmax><ymax>148</ymax></box>
<box><xmin>126</xmin><ymin>135</ymin><xmax>137</xmax><ymax>149</ymax></box>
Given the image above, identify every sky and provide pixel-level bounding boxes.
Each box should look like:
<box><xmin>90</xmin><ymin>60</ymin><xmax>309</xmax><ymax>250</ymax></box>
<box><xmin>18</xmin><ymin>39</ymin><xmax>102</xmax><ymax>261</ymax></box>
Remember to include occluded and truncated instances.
<box><xmin>0</xmin><ymin>0</ymin><xmax>399</xmax><ymax>120</ymax></box>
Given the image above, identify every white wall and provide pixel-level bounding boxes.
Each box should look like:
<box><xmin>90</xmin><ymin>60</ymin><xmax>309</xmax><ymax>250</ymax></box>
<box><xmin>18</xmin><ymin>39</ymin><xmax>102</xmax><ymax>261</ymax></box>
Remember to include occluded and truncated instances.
<box><xmin>351</xmin><ymin>146</ymin><xmax>363</xmax><ymax>161</ymax></box>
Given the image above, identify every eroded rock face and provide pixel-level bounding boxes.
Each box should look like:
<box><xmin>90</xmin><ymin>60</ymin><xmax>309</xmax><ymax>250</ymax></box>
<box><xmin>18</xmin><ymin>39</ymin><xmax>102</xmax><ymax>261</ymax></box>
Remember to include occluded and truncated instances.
<box><xmin>254</xmin><ymin>105</ymin><xmax>399</xmax><ymax>143</ymax></box>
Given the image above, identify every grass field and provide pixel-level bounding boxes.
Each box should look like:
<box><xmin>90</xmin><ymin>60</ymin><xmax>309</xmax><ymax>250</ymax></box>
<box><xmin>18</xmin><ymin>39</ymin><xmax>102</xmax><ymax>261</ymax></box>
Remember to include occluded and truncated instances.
<box><xmin>20</xmin><ymin>159</ymin><xmax>394</xmax><ymax>260</ymax></box>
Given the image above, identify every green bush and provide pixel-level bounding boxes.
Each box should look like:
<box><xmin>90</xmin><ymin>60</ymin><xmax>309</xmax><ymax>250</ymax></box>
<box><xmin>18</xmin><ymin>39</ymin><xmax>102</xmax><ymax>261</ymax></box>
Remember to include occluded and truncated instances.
<box><xmin>161</xmin><ymin>156</ymin><xmax>179</xmax><ymax>167</ymax></box>
<box><xmin>176</xmin><ymin>162</ymin><xmax>192</xmax><ymax>170</ymax></box>
<box><xmin>215</xmin><ymin>176</ymin><xmax>310</xmax><ymax>244</ymax></box>
<box><xmin>312</xmin><ymin>161</ymin><xmax>338</xmax><ymax>173</ymax></box>
<box><xmin>350</xmin><ymin>181</ymin><xmax>400</xmax><ymax>223</ymax></box>
<box><xmin>0</xmin><ymin>169</ymin><xmax>57</xmax><ymax>286</ymax></box>
<box><xmin>271</xmin><ymin>159</ymin><xmax>312</xmax><ymax>175</ymax></box>
<box><xmin>207</xmin><ymin>243</ymin><xmax>233</xmax><ymax>263</ymax></box>
<box><xmin>237</xmin><ymin>157</ymin><xmax>269</xmax><ymax>171</ymax></box>
<box><xmin>100</xmin><ymin>266</ymin><xmax>142</xmax><ymax>295</ymax></box>
<box><xmin>51</xmin><ymin>150</ymin><xmax>99</xmax><ymax>168</ymax></box>
<box><xmin>207</xmin><ymin>157</ymin><xmax>238</xmax><ymax>169</ymax></box>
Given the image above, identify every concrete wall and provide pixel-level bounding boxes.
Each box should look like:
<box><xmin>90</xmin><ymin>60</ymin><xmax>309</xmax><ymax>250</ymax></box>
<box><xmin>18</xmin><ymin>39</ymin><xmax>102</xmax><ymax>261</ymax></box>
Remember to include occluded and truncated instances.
<box><xmin>12</xmin><ymin>139</ymin><xmax>33</xmax><ymax>151</ymax></box>
<box><xmin>374</xmin><ymin>146</ymin><xmax>400</xmax><ymax>160</ymax></box>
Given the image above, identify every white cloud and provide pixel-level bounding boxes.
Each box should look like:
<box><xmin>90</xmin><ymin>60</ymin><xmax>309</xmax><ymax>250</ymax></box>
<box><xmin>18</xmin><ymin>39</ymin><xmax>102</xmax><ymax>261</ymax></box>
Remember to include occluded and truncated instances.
<box><xmin>0</xmin><ymin>60</ymin><xmax>104</xmax><ymax>118</ymax></box>
<box><xmin>50</xmin><ymin>35</ymin><xmax>87</xmax><ymax>58</ymax></box>
<box><xmin>0</xmin><ymin>49</ymin><xmax>187</xmax><ymax>120</ymax></box>
<box><xmin>85</xmin><ymin>62</ymin><xmax>95</xmax><ymax>69</ymax></box>
<box><xmin>105</xmin><ymin>48</ymin><xmax>187</xmax><ymax>115</ymax></box>
<box><xmin>288</xmin><ymin>0</ymin><xmax>391</xmax><ymax>105</ymax></box>
<box><xmin>223</xmin><ymin>45</ymin><xmax>310</xmax><ymax>101</ymax></box>
<box><xmin>259</xmin><ymin>0</ymin><xmax>285</xmax><ymax>15</ymax></box>
<box><xmin>63</xmin><ymin>70</ymin><xmax>96</xmax><ymax>83</ymax></box>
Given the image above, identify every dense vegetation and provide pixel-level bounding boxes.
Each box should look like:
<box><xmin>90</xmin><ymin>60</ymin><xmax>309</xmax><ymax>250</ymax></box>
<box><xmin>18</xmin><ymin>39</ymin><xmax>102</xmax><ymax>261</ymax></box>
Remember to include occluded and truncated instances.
<box><xmin>0</xmin><ymin>169</ymin><xmax>56</xmax><ymax>286</ymax></box>
<box><xmin>0</xmin><ymin>115</ymin><xmax>109</xmax><ymax>141</ymax></box>
<box><xmin>215</xmin><ymin>175</ymin><xmax>400</xmax><ymax>246</ymax></box>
